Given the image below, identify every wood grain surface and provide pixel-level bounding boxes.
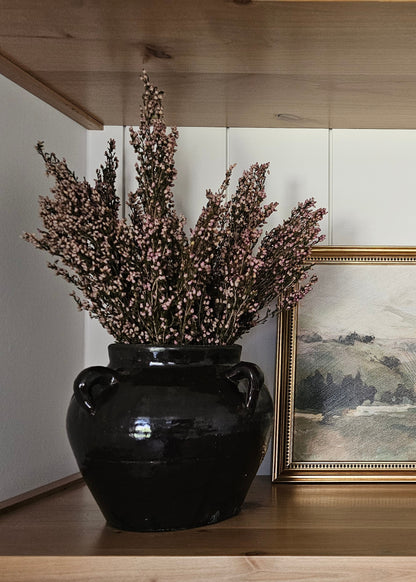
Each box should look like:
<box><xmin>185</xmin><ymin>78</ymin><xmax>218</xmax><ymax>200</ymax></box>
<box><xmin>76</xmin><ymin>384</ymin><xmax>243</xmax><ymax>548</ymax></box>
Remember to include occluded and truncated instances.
<box><xmin>2</xmin><ymin>476</ymin><xmax>416</xmax><ymax>580</ymax></box>
<box><xmin>2</xmin><ymin>1</ymin><xmax>416</xmax><ymax>128</ymax></box>
<box><xmin>4</xmin><ymin>556</ymin><xmax>416</xmax><ymax>582</ymax></box>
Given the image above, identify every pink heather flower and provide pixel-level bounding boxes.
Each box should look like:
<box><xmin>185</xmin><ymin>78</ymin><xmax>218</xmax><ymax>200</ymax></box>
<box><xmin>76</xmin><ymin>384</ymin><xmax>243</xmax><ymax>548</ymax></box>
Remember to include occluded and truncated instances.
<box><xmin>23</xmin><ymin>71</ymin><xmax>326</xmax><ymax>345</ymax></box>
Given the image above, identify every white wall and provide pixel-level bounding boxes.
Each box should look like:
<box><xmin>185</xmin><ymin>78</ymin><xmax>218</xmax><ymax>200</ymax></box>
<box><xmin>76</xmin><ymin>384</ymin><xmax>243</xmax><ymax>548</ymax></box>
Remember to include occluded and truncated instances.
<box><xmin>0</xmin><ymin>74</ymin><xmax>87</xmax><ymax>501</ymax></box>
<box><xmin>229</xmin><ymin>128</ymin><xmax>329</xmax><ymax>473</ymax></box>
<box><xmin>332</xmin><ymin>130</ymin><xmax>416</xmax><ymax>245</ymax></box>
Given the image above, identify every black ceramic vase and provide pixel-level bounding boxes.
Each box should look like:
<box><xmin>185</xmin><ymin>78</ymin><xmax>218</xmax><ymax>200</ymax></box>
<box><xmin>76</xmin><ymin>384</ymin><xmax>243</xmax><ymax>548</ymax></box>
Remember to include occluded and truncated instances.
<box><xmin>66</xmin><ymin>344</ymin><xmax>273</xmax><ymax>532</ymax></box>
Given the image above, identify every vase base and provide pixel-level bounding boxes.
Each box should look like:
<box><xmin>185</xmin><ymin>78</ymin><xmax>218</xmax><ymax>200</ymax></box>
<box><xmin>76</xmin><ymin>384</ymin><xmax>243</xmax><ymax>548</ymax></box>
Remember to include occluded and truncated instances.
<box><xmin>106</xmin><ymin>505</ymin><xmax>242</xmax><ymax>532</ymax></box>
<box><xmin>82</xmin><ymin>453</ymin><xmax>260</xmax><ymax>533</ymax></box>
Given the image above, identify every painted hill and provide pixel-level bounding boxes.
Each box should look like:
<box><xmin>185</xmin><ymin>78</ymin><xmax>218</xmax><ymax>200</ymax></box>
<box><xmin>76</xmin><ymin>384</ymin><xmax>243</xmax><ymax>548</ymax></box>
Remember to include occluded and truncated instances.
<box><xmin>295</xmin><ymin>333</ymin><xmax>416</xmax><ymax>413</ymax></box>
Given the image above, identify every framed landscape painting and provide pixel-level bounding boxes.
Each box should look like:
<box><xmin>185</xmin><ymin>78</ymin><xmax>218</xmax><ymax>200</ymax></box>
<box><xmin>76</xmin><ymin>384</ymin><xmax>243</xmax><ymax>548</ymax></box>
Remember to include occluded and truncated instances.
<box><xmin>272</xmin><ymin>246</ymin><xmax>416</xmax><ymax>482</ymax></box>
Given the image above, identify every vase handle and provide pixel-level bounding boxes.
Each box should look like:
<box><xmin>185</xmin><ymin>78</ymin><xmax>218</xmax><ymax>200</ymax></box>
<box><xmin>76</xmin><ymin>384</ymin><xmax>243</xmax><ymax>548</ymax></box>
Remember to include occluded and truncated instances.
<box><xmin>225</xmin><ymin>361</ymin><xmax>264</xmax><ymax>413</ymax></box>
<box><xmin>73</xmin><ymin>366</ymin><xmax>119</xmax><ymax>416</ymax></box>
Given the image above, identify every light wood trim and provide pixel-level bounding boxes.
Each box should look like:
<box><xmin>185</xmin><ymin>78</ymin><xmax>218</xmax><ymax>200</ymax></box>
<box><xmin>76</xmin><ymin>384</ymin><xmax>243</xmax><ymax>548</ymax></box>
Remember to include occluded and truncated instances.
<box><xmin>0</xmin><ymin>51</ymin><xmax>103</xmax><ymax>130</ymax></box>
<box><xmin>2</xmin><ymin>556</ymin><xmax>416</xmax><ymax>582</ymax></box>
<box><xmin>0</xmin><ymin>472</ymin><xmax>82</xmax><ymax>513</ymax></box>
<box><xmin>4</xmin><ymin>1</ymin><xmax>416</xmax><ymax>127</ymax></box>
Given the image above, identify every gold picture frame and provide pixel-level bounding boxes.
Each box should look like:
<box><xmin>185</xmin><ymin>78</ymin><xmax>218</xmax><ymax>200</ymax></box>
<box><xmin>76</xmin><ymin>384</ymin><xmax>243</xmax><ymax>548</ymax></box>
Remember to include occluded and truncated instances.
<box><xmin>272</xmin><ymin>246</ymin><xmax>416</xmax><ymax>482</ymax></box>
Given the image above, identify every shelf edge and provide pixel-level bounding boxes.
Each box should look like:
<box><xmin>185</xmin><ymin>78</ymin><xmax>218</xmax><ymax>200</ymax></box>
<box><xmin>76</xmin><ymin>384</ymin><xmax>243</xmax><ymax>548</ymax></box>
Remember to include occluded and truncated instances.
<box><xmin>0</xmin><ymin>472</ymin><xmax>83</xmax><ymax>514</ymax></box>
<box><xmin>0</xmin><ymin>51</ymin><xmax>103</xmax><ymax>130</ymax></box>
<box><xmin>2</xmin><ymin>556</ymin><xmax>416</xmax><ymax>582</ymax></box>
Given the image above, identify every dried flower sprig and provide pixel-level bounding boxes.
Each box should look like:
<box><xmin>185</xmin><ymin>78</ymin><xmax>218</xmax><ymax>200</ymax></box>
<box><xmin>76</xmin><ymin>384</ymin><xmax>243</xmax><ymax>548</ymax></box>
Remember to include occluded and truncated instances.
<box><xmin>23</xmin><ymin>72</ymin><xmax>326</xmax><ymax>345</ymax></box>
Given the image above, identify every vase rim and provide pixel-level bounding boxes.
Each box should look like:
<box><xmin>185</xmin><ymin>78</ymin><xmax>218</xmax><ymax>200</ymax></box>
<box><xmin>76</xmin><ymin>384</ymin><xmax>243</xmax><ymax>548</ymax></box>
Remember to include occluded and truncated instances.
<box><xmin>108</xmin><ymin>343</ymin><xmax>242</xmax><ymax>366</ymax></box>
<box><xmin>109</xmin><ymin>343</ymin><xmax>242</xmax><ymax>349</ymax></box>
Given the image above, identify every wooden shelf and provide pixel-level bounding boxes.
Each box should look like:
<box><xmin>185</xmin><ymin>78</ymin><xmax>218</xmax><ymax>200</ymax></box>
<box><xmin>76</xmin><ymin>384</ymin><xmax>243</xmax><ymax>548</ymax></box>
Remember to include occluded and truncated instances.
<box><xmin>3</xmin><ymin>476</ymin><xmax>416</xmax><ymax>581</ymax></box>
<box><xmin>3</xmin><ymin>1</ymin><xmax>416</xmax><ymax>129</ymax></box>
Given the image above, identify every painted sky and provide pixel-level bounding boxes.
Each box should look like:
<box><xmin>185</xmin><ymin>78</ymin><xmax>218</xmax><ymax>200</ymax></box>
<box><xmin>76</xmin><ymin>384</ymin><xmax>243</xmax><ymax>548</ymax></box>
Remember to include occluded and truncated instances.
<box><xmin>298</xmin><ymin>264</ymin><xmax>416</xmax><ymax>339</ymax></box>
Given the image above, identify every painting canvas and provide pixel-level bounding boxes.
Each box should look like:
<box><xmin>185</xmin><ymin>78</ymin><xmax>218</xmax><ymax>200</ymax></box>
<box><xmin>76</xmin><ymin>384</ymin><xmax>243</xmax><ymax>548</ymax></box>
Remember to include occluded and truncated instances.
<box><xmin>273</xmin><ymin>247</ymin><xmax>416</xmax><ymax>482</ymax></box>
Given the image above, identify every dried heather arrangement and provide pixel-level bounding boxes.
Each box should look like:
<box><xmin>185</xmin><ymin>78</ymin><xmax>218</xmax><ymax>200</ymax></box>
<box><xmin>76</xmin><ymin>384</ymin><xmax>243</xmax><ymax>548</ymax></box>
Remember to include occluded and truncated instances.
<box><xmin>23</xmin><ymin>73</ymin><xmax>326</xmax><ymax>345</ymax></box>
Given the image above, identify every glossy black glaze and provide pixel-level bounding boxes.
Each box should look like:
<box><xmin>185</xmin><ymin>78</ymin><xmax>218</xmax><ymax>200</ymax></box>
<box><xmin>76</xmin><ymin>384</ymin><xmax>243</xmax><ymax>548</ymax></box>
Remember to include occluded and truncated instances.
<box><xmin>66</xmin><ymin>344</ymin><xmax>273</xmax><ymax>532</ymax></box>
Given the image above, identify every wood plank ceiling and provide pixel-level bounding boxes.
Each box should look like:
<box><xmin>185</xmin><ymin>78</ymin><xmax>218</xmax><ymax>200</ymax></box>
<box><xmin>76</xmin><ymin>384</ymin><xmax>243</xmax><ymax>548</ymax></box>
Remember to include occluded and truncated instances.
<box><xmin>2</xmin><ymin>0</ymin><xmax>416</xmax><ymax>129</ymax></box>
